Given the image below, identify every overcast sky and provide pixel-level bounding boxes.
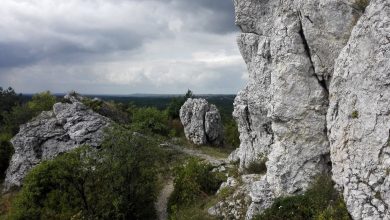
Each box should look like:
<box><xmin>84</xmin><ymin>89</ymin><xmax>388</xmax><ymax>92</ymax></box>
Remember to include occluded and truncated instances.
<box><xmin>0</xmin><ymin>0</ymin><xmax>247</xmax><ymax>95</ymax></box>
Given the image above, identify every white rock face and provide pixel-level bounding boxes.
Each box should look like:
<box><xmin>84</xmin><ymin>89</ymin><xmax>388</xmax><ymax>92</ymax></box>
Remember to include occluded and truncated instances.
<box><xmin>231</xmin><ymin>0</ymin><xmax>367</xmax><ymax>218</ymax></box>
<box><xmin>3</xmin><ymin>94</ymin><xmax>110</xmax><ymax>191</ymax></box>
<box><xmin>180</xmin><ymin>98</ymin><xmax>223</xmax><ymax>146</ymax></box>
<box><xmin>328</xmin><ymin>0</ymin><xmax>390</xmax><ymax>219</ymax></box>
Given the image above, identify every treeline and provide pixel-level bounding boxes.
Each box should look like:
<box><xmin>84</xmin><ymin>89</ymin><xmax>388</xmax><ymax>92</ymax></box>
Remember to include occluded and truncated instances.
<box><xmin>0</xmin><ymin>88</ymin><xmax>57</xmax><ymax>181</ymax></box>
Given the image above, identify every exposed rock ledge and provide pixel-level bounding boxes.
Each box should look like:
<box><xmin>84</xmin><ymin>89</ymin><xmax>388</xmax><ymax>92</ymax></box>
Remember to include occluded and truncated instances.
<box><xmin>230</xmin><ymin>0</ymin><xmax>390</xmax><ymax>219</ymax></box>
<box><xmin>3</xmin><ymin>93</ymin><xmax>110</xmax><ymax>192</ymax></box>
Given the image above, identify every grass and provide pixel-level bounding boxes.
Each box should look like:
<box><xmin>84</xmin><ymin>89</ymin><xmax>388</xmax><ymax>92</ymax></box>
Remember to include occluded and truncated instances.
<box><xmin>169</xmin><ymin>198</ymin><xmax>219</xmax><ymax>220</ymax></box>
<box><xmin>0</xmin><ymin>191</ymin><xmax>18</xmax><ymax>220</ymax></box>
<box><xmin>254</xmin><ymin>174</ymin><xmax>351</xmax><ymax>220</ymax></box>
<box><xmin>245</xmin><ymin>157</ymin><xmax>268</xmax><ymax>174</ymax></box>
<box><xmin>172</xmin><ymin>137</ymin><xmax>234</xmax><ymax>159</ymax></box>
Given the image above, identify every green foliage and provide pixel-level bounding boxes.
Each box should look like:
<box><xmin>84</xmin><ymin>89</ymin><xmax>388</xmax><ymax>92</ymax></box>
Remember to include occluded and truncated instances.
<box><xmin>168</xmin><ymin>159</ymin><xmax>226</xmax><ymax>210</ymax></box>
<box><xmin>351</xmin><ymin>110</ymin><xmax>359</xmax><ymax>119</ymax></box>
<box><xmin>166</xmin><ymin>90</ymin><xmax>194</xmax><ymax>119</ymax></box>
<box><xmin>82</xmin><ymin>98</ymin><xmax>130</xmax><ymax>124</ymax></box>
<box><xmin>131</xmin><ymin>107</ymin><xmax>169</xmax><ymax>135</ymax></box>
<box><xmin>0</xmin><ymin>87</ymin><xmax>21</xmax><ymax>118</ymax></box>
<box><xmin>245</xmin><ymin>156</ymin><xmax>268</xmax><ymax>174</ymax></box>
<box><xmin>26</xmin><ymin>91</ymin><xmax>56</xmax><ymax>114</ymax></box>
<box><xmin>1</xmin><ymin>106</ymin><xmax>34</xmax><ymax>135</ymax></box>
<box><xmin>1</xmin><ymin>91</ymin><xmax>56</xmax><ymax>135</ymax></box>
<box><xmin>10</xmin><ymin>126</ymin><xmax>161</xmax><ymax>220</ymax></box>
<box><xmin>224</xmin><ymin>119</ymin><xmax>240</xmax><ymax>148</ymax></box>
<box><xmin>0</xmin><ymin>133</ymin><xmax>13</xmax><ymax>180</ymax></box>
<box><xmin>254</xmin><ymin>175</ymin><xmax>351</xmax><ymax>220</ymax></box>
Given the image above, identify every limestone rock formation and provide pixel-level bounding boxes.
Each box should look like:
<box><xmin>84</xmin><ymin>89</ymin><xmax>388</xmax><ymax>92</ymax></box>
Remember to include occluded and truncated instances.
<box><xmin>3</xmin><ymin>93</ymin><xmax>110</xmax><ymax>191</ymax></box>
<box><xmin>180</xmin><ymin>98</ymin><xmax>223</xmax><ymax>146</ymax></box>
<box><xmin>229</xmin><ymin>0</ymin><xmax>389</xmax><ymax>219</ymax></box>
<box><xmin>328</xmin><ymin>0</ymin><xmax>390</xmax><ymax>219</ymax></box>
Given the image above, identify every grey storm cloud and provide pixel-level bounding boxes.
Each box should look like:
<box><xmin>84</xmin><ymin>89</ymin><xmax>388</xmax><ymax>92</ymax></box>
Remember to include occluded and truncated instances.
<box><xmin>0</xmin><ymin>0</ymin><xmax>247</xmax><ymax>94</ymax></box>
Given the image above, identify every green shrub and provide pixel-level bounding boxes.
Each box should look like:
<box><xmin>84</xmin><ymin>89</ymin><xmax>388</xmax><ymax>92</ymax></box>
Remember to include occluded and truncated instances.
<box><xmin>224</xmin><ymin>119</ymin><xmax>240</xmax><ymax>148</ymax></box>
<box><xmin>351</xmin><ymin>110</ymin><xmax>359</xmax><ymax>119</ymax></box>
<box><xmin>245</xmin><ymin>157</ymin><xmax>268</xmax><ymax>174</ymax></box>
<box><xmin>27</xmin><ymin>91</ymin><xmax>56</xmax><ymax>114</ymax></box>
<box><xmin>82</xmin><ymin>98</ymin><xmax>130</xmax><ymax>124</ymax></box>
<box><xmin>254</xmin><ymin>175</ymin><xmax>351</xmax><ymax>220</ymax></box>
<box><xmin>1</xmin><ymin>106</ymin><xmax>34</xmax><ymax>135</ymax></box>
<box><xmin>10</xmin><ymin>126</ymin><xmax>161</xmax><ymax>220</ymax></box>
<box><xmin>1</xmin><ymin>91</ymin><xmax>56</xmax><ymax>135</ymax></box>
<box><xmin>168</xmin><ymin>159</ymin><xmax>226</xmax><ymax>209</ymax></box>
<box><xmin>0</xmin><ymin>133</ymin><xmax>13</xmax><ymax>180</ymax></box>
<box><xmin>131</xmin><ymin>107</ymin><xmax>169</xmax><ymax>135</ymax></box>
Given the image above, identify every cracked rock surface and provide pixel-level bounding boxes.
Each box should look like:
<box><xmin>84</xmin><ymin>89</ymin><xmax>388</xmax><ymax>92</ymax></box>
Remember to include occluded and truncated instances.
<box><xmin>230</xmin><ymin>0</ymin><xmax>375</xmax><ymax>219</ymax></box>
<box><xmin>3</xmin><ymin>94</ymin><xmax>110</xmax><ymax>192</ymax></box>
<box><xmin>180</xmin><ymin>98</ymin><xmax>224</xmax><ymax>146</ymax></box>
<box><xmin>328</xmin><ymin>0</ymin><xmax>390</xmax><ymax>219</ymax></box>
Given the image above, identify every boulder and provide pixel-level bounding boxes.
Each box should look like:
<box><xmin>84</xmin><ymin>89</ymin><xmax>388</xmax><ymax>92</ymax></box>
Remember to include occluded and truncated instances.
<box><xmin>180</xmin><ymin>98</ymin><xmax>223</xmax><ymax>146</ymax></box>
<box><xmin>3</xmin><ymin>93</ymin><xmax>110</xmax><ymax>192</ymax></box>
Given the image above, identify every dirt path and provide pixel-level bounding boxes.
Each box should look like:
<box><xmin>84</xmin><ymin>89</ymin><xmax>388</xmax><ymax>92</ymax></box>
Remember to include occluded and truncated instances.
<box><xmin>155</xmin><ymin>178</ymin><xmax>174</xmax><ymax>220</ymax></box>
<box><xmin>162</xmin><ymin>143</ymin><xmax>229</xmax><ymax>166</ymax></box>
<box><xmin>155</xmin><ymin>143</ymin><xmax>229</xmax><ymax>220</ymax></box>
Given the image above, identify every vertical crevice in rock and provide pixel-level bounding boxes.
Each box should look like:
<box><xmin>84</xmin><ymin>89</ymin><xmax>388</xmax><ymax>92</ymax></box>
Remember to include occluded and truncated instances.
<box><xmin>298</xmin><ymin>14</ymin><xmax>329</xmax><ymax>94</ymax></box>
<box><xmin>244</xmin><ymin>105</ymin><xmax>252</xmax><ymax>133</ymax></box>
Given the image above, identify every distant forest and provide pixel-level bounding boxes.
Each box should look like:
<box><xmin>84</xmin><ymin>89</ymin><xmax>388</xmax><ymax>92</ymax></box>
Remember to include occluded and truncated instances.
<box><xmin>21</xmin><ymin>94</ymin><xmax>236</xmax><ymax>122</ymax></box>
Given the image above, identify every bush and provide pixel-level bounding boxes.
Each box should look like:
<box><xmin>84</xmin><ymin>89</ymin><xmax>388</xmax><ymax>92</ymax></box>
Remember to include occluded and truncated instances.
<box><xmin>10</xmin><ymin>126</ymin><xmax>161</xmax><ymax>220</ymax></box>
<box><xmin>27</xmin><ymin>91</ymin><xmax>56</xmax><ymax>114</ymax></box>
<box><xmin>224</xmin><ymin>119</ymin><xmax>240</xmax><ymax>148</ymax></box>
<box><xmin>245</xmin><ymin>157</ymin><xmax>268</xmax><ymax>174</ymax></box>
<box><xmin>168</xmin><ymin>159</ymin><xmax>225</xmax><ymax>209</ymax></box>
<box><xmin>82</xmin><ymin>98</ymin><xmax>130</xmax><ymax>124</ymax></box>
<box><xmin>0</xmin><ymin>133</ymin><xmax>13</xmax><ymax>180</ymax></box>
<box><xmin>1</xmin><ymin>106</ymin><xmax>34</xmax><ymax>135</ymax></box>
<box><xmin>131</xmin><ymin>107</ymin><xmax>169</xmax><ymax>135</ymax></box>
<box><xmin>254</xmin><ymin>175</ymin><xmax>351</xmax><ymax>220</ymax></box>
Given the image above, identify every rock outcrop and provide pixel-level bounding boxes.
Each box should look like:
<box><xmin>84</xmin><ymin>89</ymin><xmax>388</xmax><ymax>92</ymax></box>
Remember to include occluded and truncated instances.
<box><xmin>180</xmin><ymin>98</ymin><xmax>223</xmax><ymax>146</ymax></box>
<box><xmin>3</xmin><ymin>93</ymin><xmax>110</xmax><ymax>191</ymax></box>
<box><xmin>328</xmin><ymin>0</ymin><xmax>390</xmax><ymax>218</ymax></box>
<box><xmin>231</xmin><ymin>0</ymin><xmax>390</xmax><ymax>219</ymax></box>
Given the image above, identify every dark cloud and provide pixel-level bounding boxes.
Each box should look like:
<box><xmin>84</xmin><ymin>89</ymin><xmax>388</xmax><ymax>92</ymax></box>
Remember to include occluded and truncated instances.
<box><xmin>0</xmin><ymin>0</ymin><xmax>245</xmax><ymax>94</ymax></box>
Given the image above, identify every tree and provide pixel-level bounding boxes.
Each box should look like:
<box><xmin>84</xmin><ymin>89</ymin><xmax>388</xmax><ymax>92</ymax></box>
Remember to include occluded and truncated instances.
<box><xmin>0</xmin><ymin>133</ymin><xmax>13</xmax><ymax>180</ymax></box>
<box><xmin>131</xmin><ymin>107</ymin><xmax>169</xmax><ymax>135</ymax></box>
<box><xmin>27</xmin><ymin>91</ymin><xmax>56</xmax><ymax>114</ymax></box>
<box><xmin>0</xmin><ymin>87</ymin><xmax>22</xmax><ymax>124</ymax></box>
<box><xmin>10</xmin><ymin>126</ymin><xmax>161</xmax><ymax>220</ymax></box>
<box><xmin>166</xmin><ymin>89</ymin><xmax>194</xmax><ymax>119</ymax></box>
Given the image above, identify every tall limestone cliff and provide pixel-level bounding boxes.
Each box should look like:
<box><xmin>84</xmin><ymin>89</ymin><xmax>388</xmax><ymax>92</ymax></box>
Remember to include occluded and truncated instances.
<box><xmin>328</xmin><ymin>0</ymin><xmax>390</xmax><ymax>218</ymax></box>
<box><xmin>231</xmin><ymin>0</ymin><xmax>390</xmax><ymax>219</ymax></box>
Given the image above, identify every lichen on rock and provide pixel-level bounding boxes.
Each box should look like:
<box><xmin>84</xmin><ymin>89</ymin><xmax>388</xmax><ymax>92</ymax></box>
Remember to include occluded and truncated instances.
<box><xmin>3</xmin><ymin>93</ymin><xmax>110</xmax><ymax>192</ymax></box>
<box><xmin>230</xmin><ymin>0</ymin><xmax>374</xmax><ymax>219</ymax></box>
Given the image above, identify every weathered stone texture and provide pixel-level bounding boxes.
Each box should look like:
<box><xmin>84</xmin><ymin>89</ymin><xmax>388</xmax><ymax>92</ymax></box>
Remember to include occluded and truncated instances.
<box><xmin>3</xmin><ymin>94</ymin><xmax>110</xmax><ymax>191</ymax></box>
<box><xmin>180</xmin><ymin>98</ymin><xmax>223</xmax><ymax>146</ymax></box>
